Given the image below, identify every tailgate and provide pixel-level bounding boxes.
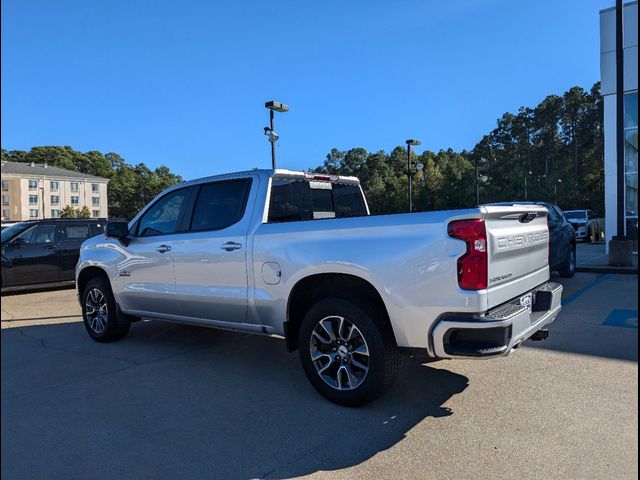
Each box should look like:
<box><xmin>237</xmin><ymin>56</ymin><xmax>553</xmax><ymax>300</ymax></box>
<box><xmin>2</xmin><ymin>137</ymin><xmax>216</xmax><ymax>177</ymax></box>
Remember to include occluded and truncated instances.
<box><xmin>483</xmin><ymin>205</ymin><xmax>550</xmax><ymax>308</ymax></box>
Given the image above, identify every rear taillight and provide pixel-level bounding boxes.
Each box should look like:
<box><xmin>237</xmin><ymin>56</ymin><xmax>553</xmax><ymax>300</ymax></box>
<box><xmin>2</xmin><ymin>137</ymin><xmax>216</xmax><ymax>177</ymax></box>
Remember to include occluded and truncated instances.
<box><xmin>448</xmin><ymin>219</ymin><xmax>488</xmax><ymax>290</ymax></box>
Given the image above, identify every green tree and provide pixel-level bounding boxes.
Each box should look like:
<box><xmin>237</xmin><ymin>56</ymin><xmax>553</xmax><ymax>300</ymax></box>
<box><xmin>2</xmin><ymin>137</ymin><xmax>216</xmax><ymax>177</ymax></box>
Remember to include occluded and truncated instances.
<box><xmin>78</xmin><ymin>206</ymin><xmax>92</xmax><ymax>218</ymax></box>
<box><xmin>60</xmin><ymin>205</ymin><xmax>77</xmax><ymax>218</ymax></box>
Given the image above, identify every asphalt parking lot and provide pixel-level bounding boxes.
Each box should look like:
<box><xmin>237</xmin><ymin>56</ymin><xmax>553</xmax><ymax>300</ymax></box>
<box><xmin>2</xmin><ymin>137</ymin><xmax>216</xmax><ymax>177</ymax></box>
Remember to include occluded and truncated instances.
<box><xmin>1</xmin><ymin>273</ymin><xmax>638</xmax><ymax>480</ymax></box>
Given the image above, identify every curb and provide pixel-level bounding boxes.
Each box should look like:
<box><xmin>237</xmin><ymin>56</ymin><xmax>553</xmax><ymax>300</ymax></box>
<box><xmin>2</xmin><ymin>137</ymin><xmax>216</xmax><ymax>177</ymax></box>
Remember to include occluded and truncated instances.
<box><xmin>576</xmin><ymin>266</ymin><xmax>638</xmax><ymax>275</ymax></box>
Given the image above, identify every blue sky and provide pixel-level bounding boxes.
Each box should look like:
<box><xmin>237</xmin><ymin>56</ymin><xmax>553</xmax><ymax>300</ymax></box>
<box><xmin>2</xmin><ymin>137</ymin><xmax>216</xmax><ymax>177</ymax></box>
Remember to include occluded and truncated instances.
<box><xmin>1</xmin><ymin>0</ymin><xmax>613</xmax><ymax>180</ymax></box>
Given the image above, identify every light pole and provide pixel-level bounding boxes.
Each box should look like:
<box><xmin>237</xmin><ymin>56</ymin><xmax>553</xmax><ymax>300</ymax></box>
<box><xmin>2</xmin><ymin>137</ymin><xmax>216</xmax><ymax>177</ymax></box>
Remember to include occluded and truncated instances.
<box><xmin>405</xmin><ymin>139</ymin><xmax>421</xmax><ymax>212</ymax></box>
<box><xmin>554</xmin><ymin>178</ymin><xmax>562</xmax><ymax>204</ymax></box>
<box><xmin>264</xmin><ymin>101</ymin><xmax>288</xmax><ymax>169</ymax></box>
<box><xmin>524</xmin><ymin>170</ymin><xmax>532</xmax><ymax>200</ymax></box>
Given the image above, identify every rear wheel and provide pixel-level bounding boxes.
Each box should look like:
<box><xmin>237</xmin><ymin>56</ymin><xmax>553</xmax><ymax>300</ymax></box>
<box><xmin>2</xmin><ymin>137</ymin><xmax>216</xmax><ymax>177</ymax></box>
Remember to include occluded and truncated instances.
<box><xmin>559</xmin><ymin>245</ymin><xmax>576</xmax><ymax>278</ymax></box>
<box><xmin>298</xmin><ymin>298</ymin><xmax>401</xmax><ymax>406</ymax></box>
<box><xmin>82</xmin><ymin>277</ymin><xmax>130</xmax><ymax>342</ymax></box>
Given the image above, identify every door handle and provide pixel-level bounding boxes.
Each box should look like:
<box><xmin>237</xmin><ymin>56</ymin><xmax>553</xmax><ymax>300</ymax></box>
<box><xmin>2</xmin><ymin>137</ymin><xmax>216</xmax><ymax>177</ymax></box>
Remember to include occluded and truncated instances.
<box><xmin>43</xmin><ymin>243</ymin><xmax>58</xmax><ymax>250</ymax></box>
<box><xmin>221</xmin><ymin>242</ymin><xmax>242</xmax><ymax>251</ymax></box>
<box><xmin>156</xmin><ymin>244</ymin><xmax>172</xmax><ymax>253</ymax></box>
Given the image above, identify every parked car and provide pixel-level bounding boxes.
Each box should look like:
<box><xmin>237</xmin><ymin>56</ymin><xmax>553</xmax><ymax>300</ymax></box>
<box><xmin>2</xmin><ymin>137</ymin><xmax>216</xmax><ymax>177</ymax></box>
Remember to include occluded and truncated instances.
<box><xmin>564</xmin><ymin>209</ymin><xmax>603</xmax><ymax>242</ymax></box>
<box><xmin>1</xmin><ymin>218</ymin><xmax>106</xmax><ymax>292</ymax></box>
<box><xmin>487</xmin><ymin>202</ymin><xmax>577</xmax><ymax>278</ymax></box>
<box><xmin>76</xmin><ymin>169</ymin><xmax>562</xmax><ymax>406</ymax></box>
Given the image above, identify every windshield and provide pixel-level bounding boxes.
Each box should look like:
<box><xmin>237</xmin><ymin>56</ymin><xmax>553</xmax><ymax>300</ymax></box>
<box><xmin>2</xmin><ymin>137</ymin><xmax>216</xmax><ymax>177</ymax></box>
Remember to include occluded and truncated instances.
<box><xmin>564</xmin><ymin>211</ymin><xmax>587</xmax><ymax>220</ymax></box>
<box><xmin>1</xmin><ymin>222</ymin><xmax>35</xmax><ymax>243</ymax></box>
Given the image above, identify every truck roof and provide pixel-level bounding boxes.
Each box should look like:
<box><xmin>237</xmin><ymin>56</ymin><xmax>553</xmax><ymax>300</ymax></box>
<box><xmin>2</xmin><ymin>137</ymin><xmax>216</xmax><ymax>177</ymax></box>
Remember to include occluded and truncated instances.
<box><xmin>178</xmin><ymin>168</ymin><xmax>361</xmax><ymax>188</ymax></box>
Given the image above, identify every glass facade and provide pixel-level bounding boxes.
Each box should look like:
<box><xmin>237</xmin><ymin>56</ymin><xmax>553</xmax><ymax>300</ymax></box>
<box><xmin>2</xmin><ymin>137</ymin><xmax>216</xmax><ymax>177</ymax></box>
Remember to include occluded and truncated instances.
<box><xmin>624</xmin><ymin>92</ymin><xmax>638</xmax><ymax>250</ymax></box>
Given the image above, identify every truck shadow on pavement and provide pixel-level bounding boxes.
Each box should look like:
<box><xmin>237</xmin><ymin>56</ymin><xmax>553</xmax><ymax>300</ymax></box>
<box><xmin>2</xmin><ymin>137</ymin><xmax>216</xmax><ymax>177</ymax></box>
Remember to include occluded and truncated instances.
<box><xmin>2</xmin><ymin>320</ymin><xmax>469</xmax><ymax>480</ymax></box>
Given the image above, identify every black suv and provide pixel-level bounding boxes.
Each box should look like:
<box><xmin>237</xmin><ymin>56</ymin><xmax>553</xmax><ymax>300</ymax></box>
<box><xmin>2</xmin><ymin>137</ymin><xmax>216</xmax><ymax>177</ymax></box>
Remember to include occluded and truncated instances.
<box><xmin>1</xmin><ymin>218</ymin><xmax>106</xmax><ymax>292</ymax></box>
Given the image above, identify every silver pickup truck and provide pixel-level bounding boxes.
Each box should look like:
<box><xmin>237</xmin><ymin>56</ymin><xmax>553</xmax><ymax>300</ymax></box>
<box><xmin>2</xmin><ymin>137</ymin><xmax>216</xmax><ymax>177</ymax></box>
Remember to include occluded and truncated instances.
<box><xmin>76</xmin><ymin>169</ymin><xmax>562</xmax><ymax>405</ymax></box>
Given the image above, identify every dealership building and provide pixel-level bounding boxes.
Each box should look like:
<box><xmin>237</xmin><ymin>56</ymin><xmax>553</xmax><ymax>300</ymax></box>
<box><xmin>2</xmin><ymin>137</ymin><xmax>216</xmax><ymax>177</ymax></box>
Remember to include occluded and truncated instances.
<box><xmin>600</xmin><ymin>1</ymin><xmax>638</xmax><ymax>253</ymax></box>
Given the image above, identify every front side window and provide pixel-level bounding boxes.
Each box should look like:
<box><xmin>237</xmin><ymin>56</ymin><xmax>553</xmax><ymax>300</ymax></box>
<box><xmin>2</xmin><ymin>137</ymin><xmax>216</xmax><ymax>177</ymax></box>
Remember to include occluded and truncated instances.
<box><xmin>268</xmin><ymin>179</ymin><xmax>367</xmax><ymax>223</ymax></box>
<box><xmin>70</xmin><ymin>182</ymin><xmax>79</xmax><ymax>192</ymax></box>
<box><xmin>136</xmin><ymin>189</ymin><xmax>188</xmax><ymax>237</ymax></box>
<box><xmin>28</xmin><ymin>180</ymin><xmax>38</xmax><ymax>189</ymax></box>
<box><xmin>190</xmin><ymin>179</ymin><xmax>252</xmax><ymax>231</ymax></box>
<box><xmin>71</xmin><ymin>196</ymin><xmax>79</xmax><ymax>205</ymax></box>
<box><xmin>50</xmin><ymin>181</ymin><xmax>59</xmax><ymax>190</ymax></box>
<box><xmin>17</xmin><ymin>224</ymin><xmax>57</xmax><ymax>244</ymax></box>
<box><xmin>29</xmin><ymin>195</ymin><xmax>38</xmax><ymax>205</ymax></box>
<box><xmin>51</xmin><ymin>195</ymin><xmax>60</xmax><ymax>205</ymax></box>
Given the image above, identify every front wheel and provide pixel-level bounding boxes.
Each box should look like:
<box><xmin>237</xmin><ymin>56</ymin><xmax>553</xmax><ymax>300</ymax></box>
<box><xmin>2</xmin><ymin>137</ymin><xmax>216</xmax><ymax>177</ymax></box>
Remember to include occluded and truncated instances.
<box><xmin>298</xmin><ymin>298</ymin><xmax>401</xmax><ymax>406</ymax></box>
<box><xmin>82</xmin><ymin>277</ymin><xmax>130</xmax><ymax>342</ymax></box>
<box><xmin>559</xmin><ymin>245</ymin><xmax>576</xmax><ymax>278</ymax></box>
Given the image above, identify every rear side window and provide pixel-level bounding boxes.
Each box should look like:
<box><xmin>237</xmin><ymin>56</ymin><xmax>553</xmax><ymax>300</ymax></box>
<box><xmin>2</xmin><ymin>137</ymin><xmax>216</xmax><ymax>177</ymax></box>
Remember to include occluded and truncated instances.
<box><xmin>61</xmin><ymin>225</ymin><xmax>90</xmax><ymax>241</ymax></box>
<box><xmin>189</xmin><ymin>179</ymin><xmax>252</xmax><ymax>232</ymax></box>
<box><xmin>268</xmin><ymin>179</ymin><xmax>367</xmax><ymax>223</ymax></box>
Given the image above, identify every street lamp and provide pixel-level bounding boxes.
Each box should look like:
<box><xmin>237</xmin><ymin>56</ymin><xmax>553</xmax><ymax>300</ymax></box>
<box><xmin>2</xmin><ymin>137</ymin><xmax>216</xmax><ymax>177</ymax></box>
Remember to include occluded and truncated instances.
<box><xmin>264</xmin><ymin>100</ymin><xmax>288</xmax><ymax>169</ymax></box>
<box><xmin>524</xmin><ymin>170</ymin><xmax>532</xmax><ymax>200</ymax></box>
<box><xmin>554</xmin><ymin>178</ymin><xmax>562</xmax><ymax>204</ymax></box>
<box><xmin>405</xmin><ymin>139</ymin><xmax>421</xmax><ymax>212</ymax></box>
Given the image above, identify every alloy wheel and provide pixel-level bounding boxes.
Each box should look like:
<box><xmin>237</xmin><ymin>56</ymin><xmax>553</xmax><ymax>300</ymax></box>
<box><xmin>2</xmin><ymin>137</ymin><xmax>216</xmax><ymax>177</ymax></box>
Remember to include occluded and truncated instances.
<box><xmin>309</xmin><ymin>315</ymin><xmax>370</xmax><ymax>391</ymax></box>
<box><xmin>85</xmin><ymin>288</ymin><xmax>108</xmax><ymax>334</ymax></box>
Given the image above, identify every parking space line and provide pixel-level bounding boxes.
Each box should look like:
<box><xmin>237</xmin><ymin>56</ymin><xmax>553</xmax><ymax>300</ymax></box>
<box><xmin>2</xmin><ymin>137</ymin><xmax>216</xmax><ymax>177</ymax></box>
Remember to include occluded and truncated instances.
<box><xmin>562</xmin><ymin>273</ymin><xmax>612</xmax><ymax>306</ymax></box>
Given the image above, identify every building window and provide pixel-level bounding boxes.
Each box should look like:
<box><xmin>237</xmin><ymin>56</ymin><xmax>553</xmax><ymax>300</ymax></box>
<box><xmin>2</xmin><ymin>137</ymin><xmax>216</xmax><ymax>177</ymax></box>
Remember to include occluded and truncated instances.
<box><xmin>91</xmin><ymin>183</ymin><xmax>100</xmax><ymax>193</ymax></box>
<box><xmin>50</xmin><ymin>195</ymin><xmax>60</xmax><ymax>205</ymax></box>
<box><xmin>29</xmin><ymin>209</ymin><xmax>39</xmax><ymax>218</ymax></box>
<box><xmin>92</xmin><ymin>197</ymin><xmax>100</xmax><ymax>206</ymax></box>
<box><xmin>51</xmin><ymin>209</ymin><xmax>61</xmax><ymax>218</ymax></box>
<box><xmin>92</xmin><ymin>210</ymin><xmax>100</xmax><ymax>218</ymax></box>
<box><xmin>71</xmin><ymin>196</ymin><xmax>79</xmax><ymax>205</ymax></box>
<box><xmin>29</xmin><ymin>195</ymin><xmax>38</xmax><ymax>205</ymax></box>
<box><xmin>624</xmin><ymin>92</ymin><xmax>638</xmax><ymax>249</ymax></box>
<box><xmin>28</xmin><ymin>180</ymin><xmax>38</xmax><ymax>189</ymax></box>
<box><xmin>2</xmin><ymin>195</ymin><xmax>9</xmax><ymax>205</ymax></box>
<box><xmin>50</xmin><ymin>181</ymin><xmax>59</xmax><ymax>190</ymax></box>
<box><xmin>70</xmin><ymin>182</ymin><xmax>79</xmax><ymax>192</ymax></box>
<box><xmin>1</xmin><ymin>180</ymin><xmax>8</xmax><ymax>191</ymax></box>
<box><xmin>2</xmin><ymin>209</ymin><xmax>9</xmax><ymax>220</ymax></box>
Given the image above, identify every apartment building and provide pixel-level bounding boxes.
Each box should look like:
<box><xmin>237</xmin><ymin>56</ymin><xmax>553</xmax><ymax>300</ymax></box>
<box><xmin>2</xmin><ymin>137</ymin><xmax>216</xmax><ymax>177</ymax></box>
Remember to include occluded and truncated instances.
<box><xmin>1</xmin><ymin>161</ymin><xmax>109</xmax><ymax>221</ymax></box>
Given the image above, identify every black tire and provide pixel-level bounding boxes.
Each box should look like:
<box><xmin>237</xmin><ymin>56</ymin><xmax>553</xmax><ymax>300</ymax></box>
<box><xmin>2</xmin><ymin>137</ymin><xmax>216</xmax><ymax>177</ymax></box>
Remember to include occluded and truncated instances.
<box><xmin>298</xmin><ymin>298</ymin><xmax>401</xmax><ymax>406</ymax></box>
<box><xmin>559</xmin><ymin>244</ymin><xmax>576</xmax><ymax>278</ymax></box>
<box><xmin>82</xmin><ymin>276</ymin><xmax>130</xmax><ymax>342</ymax></box>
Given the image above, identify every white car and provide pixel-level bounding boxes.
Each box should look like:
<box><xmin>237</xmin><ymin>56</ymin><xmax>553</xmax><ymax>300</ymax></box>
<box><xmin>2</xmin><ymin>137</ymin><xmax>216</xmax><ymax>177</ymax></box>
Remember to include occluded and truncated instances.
<box><xmin>75</xmin><ymin>169</ymin><xmax>562</xmax><ymax>405</ymax></box>
<box><xmin>564</xmin><ymin>210</ymin><xmax>603</xmax><ymax>242</ymax></box>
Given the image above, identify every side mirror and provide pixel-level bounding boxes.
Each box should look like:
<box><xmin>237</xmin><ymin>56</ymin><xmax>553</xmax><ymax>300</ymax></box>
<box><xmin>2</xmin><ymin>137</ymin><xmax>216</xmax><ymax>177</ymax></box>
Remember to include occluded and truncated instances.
<box><xmin>104</xmin><ymin>221</ymin><xmax>130</xmax><ymax>245</ymax></box>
